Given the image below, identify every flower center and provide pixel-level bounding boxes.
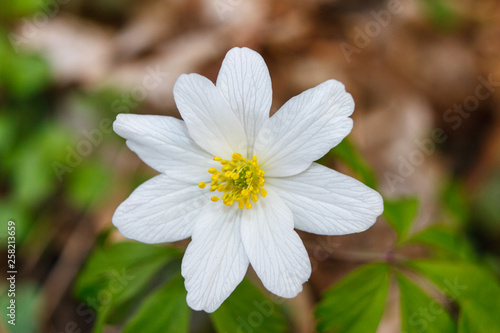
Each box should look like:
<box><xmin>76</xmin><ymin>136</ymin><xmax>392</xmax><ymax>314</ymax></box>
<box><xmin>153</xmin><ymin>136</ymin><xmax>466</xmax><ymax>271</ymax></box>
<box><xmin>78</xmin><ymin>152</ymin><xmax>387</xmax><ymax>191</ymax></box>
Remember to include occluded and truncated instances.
<box><xmin>198</xmin><ymin>153</ymin><xmax>267</xmax><ymax>209</ymax></box>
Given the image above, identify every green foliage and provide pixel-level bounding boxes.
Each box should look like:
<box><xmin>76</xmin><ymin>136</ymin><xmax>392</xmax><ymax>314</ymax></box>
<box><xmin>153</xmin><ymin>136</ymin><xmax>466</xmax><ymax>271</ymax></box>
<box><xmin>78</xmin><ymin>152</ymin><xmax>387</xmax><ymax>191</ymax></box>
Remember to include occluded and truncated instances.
<box><xmin>323</xmin><ymin>138</ymin><xmax>377</xmax><ymax>189</ymax></box>
<box><xmin>473</xmin><ymin>170</ymin><xmax>500</xmax><ymax>232</ymax></box>
<box><xmin>67</xmin><ymin>160</ymin><xmax>113</xmax><ymax>211</ymax></box>
<box><xmin>0</xmin><ymin>282</ymin><xmax>41</xmax><ymax>333</ymax></box>
<box><xmin>211</xmin><ymin>278</ymin><xmax>288</xmax><ymax>333</ymax></box>
<box><xmin>0</xmin><ymin>0</ymin><xmax>46</xmax><ymax>18</ymax></box>
<box><xmin>75</xmin><ymin>242</ymin><xmax>182</xmax><ymax>333</ymax></box>
<box><xmin>0</xmin><ymin>30</ymin><xmax>52</xmax><ymax>99</ymax></box>
<box><xmin>2</xmin><ymin>53</ymin><xmax>52</xmax><ymax>99</ymax></box>
<box><xmin>0</xmin><ymin>114</ymin><xmax>16</xmax><ymax>155</ymax></box>
<box><xmin>312</xmin><ymin>154</ymin><xmax>499</xmax><ymax>333</ymax></box>
<box><xmin>441</xmin><ymin>179</ymin><xmax>470</xmax><ymax>224</ymax></box>
<box><xmin>11</xmin><ymin>121</ymin><xmax>75</xmax><ymax>206</ymax></box>
<box><xmin>406</xmin><ymin>225</ymin><xmax>475</xmax><ymax>260</ymax></box>
<box><xmin>0</xmin><ymin>201</ymin><xmax>31</xmax><ymax>243</ymax></box>
<box><xmin>406</xmin><ymin>260</ymin><xmax>500</xmax><ymax>332</ymax></box>
<box><xmin>123</xmin><ymin>274</ymin><xmax>189</xmax><ymax>333</ymax></box>
<box><xmin>396</xmin><ymin>273</ymin><xmax>456</xmax><ymax>333</ymax></box>
<box><xmin>420</xmin><ymin>0</ymin><xmax>460</xmax><ymax>31</ymax></box>
<box><xmin>76</xmin><ymin>241</ymin><xmax>290</xmax><ymax>332</ymax></box>
<box><xmin>315</xmin><ymin>263</ymin><xmax>390</xmax><ymax>333</ymax></box>
<box><xmin>384</xmin><ymin>197</ymin><xmax>419</xmax><ymax>241</ymax></box>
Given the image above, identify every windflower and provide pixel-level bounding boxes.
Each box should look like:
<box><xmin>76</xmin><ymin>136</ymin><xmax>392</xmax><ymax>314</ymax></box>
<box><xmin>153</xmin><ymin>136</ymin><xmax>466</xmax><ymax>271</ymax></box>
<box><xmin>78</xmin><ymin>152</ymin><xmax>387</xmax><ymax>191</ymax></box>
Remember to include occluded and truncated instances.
<box><xmin>112</xmin><ymin>47</ymin><xmax>383</xmax><ymax>312</ymax></box>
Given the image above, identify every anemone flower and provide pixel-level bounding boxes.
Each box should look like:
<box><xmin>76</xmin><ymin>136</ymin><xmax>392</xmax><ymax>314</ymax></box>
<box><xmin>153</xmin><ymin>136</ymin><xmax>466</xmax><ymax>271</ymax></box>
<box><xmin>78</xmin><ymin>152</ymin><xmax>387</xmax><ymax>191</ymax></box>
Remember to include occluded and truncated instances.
<box><xmin>112</xmin><ymin>47</ymin><xmax>383</xmax><ymax>312</ymax></box>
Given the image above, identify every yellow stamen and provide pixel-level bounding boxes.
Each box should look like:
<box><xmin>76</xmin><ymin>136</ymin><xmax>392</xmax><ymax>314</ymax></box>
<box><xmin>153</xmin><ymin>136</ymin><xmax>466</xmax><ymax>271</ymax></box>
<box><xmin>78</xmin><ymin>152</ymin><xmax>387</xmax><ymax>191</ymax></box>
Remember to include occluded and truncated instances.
<box><xmin>198</xmin><ymin>182</ymin><xmax>206</xmax><ymax>189</ymax></box>
<box><xmin>201</xmin><ymin>153</ymin><xmax>266</xmax><ymax>209</ymax></box>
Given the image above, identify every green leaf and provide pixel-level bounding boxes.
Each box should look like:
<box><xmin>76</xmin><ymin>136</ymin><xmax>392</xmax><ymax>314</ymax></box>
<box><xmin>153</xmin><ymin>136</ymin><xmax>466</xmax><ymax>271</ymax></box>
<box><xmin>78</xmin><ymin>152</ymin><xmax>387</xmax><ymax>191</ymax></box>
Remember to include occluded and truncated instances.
<box><xmin>324</xmin><ymin>138</ymin><xmax>377</xmax><ymax>189</ymax></box>
<box><xmin>0</xmin><ymin>114</ymin><xmax>16</xmax><ymax>156</ymax></box>
<box><xmin>67</xmin><ymin>160</ymin><xmax>113</xmax><ymax>211</ymax></box>
<box><xmin>75</xmin><ymin>242</ymin><xmax>182</xmax><ymax>332</ymax></box>
<box><xmin>396</xmin><ymin>273</ymin><xmax>455</xmax><ymax>333</ymax></box>
<box><xmin>0</xmin><ymin>0</ymin><xmax>45</xmax><ymax>18</ymax></box>
<box><xmin>383</xmin><ymin>197</ymin><xmax>418</xmax><ymax>240</ymax></box>
<box><xmin>0</xmin><ymin>200</ymin><xmax>31</xmax><ymax>244</ymax></box>
<box><xmin>458</xmin><ymin>306</ymin><xmax>473</xmax><ymax>333</ymax></box>
<box><xmin>420</xmin><ymin>0</ymin><xmax>460</xmax><ymax>31</ymax></box>
<box><xmin>123</xmin><ymin>274</ymin><xmax>189</xmax><ymax>333</ymax></box>
<box><xmin>441</xmin><ymin>180</ymin><xmax>470</xmax><ymax>224</ymax></box>
<box><xmin>407</xmin><ymin>260</ymin><xmax>500</xmax><ymax>332</ymax></box>
<box><xmin>0</xmin><ymin>51</ymin><xmax>51</xmax><ymax>98</ymax></box>
<box><xmin>75</xmin><ymin>242</ymin><xmax>181</xmax><ymax>297</ymax></box>
<box><xmin>0</xmin><ymin>282</ymin><xmax>41</xmax><ymax>333</ymax></box>
<box><xmin>315</xmin><ymin>263</ymin><xmax>390</xmax><ymax>333</ymax></box>
<box><xmin>473</xmin><ymin>170</ymin><xmax>500</xmax><ymax>232</ymax></box>
<box><xmin>12</xmin><ymin>121</ymin><xmax>75</xmax><ymax>206</ymax></box>
<box><xmin>457</xmin><ymin>299</ymin><xmax>498</xmax><ymax>333</ymax></box>
<box><xmin>406</xmin><ymin>225</ymin><xmax>475</xmax><ymax>261</ymax></box>
<box><xmin>210</xmin><ymin>278</ymin><xmax>287</xmax><ymax>333</ymax></box>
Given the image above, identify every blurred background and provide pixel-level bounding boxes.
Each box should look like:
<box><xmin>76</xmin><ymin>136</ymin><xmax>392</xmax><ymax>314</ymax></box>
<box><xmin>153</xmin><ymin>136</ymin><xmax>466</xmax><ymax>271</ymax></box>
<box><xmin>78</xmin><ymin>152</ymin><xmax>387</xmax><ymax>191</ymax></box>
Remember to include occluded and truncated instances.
<box><xmin>1</xmin><ymin>0</ymin><xmax>500</xmax><ymax>332</ymax></box>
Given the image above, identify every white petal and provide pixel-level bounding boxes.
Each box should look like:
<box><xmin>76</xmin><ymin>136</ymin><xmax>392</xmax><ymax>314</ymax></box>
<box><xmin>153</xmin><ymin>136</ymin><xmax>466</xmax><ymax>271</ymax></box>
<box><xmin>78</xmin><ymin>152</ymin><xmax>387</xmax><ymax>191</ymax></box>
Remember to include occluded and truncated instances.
<box><xmin>216</xmin><ymin>47</ymin><xmax>272</xmax><ymax>153</ymax></box>
<box><xmin>173</xmin><ymin>73</ymin><xmax>248</xmax><ymax>158</ymax></box>
<box><xmin>182</xmin><ymin>204</ymin><xmax>248</xmax><ymax>312</ymax></box>
<box><xmin>254</xmin><ymin>80</ymin><xmax>354</xmax><ymax>177</ymax></box>
<box><xmin>240</xmin><ymin>188</ymin><xmax>311</xmax><ymax>298</ymax></box>
<box><xmin>267</xmin><ymin>163</ymin><xmax>383</xmax><ymax>235</ymax></box>
<box><xmin>112</xmin><ymin>174</ymin><xmax>210</xmax><ymax>244</ymax></box>
<box><xmin>113</xmin><ymin>114</ymin><xmax>216</xmax><ymax>183</ymax></box>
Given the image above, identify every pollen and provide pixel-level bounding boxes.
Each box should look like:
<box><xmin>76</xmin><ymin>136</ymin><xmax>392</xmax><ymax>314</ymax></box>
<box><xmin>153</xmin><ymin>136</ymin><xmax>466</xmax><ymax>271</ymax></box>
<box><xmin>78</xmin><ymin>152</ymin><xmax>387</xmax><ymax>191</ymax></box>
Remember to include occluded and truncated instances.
<box><xmin>203</xmin><ymin>153</ymin><xmax>266</xmax><ymax>209</ymax></box>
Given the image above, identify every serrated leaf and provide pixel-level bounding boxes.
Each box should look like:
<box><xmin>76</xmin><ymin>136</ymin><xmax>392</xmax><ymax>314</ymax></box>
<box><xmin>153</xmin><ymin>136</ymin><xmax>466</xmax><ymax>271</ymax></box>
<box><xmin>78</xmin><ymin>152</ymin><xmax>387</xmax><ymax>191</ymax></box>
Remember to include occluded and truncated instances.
<box><xmin>315</xmin><ymin>263</ymin><xmax>390</xmax><ymax>333</ymax></box>
<box><xmin>210</xmin><ymin>278</ymin><xmax>287</xmax><ymax>333</ymax></box>
<box><xmin>384</xmin><ymin>197</ymin><xmax>418</xmax><ymax>240</ymax></box>
<box><xmin>123</xmin><ymin>274</ymin><xmax>189</xmax><ymax>333</ymax></box>
<box><xmin>396</xmin><ymin>273</ymin><xmax>455</xmax><ymax>333</ymax></box>
<box><xmin>407</xmin><ymin>225</ymin><xmax>475</xmax><ymax>261</ymax></box>
<box><xmin>406</xmin><ymin>260</ymin><xmax>500</xmax><ymax>332</ymax></box>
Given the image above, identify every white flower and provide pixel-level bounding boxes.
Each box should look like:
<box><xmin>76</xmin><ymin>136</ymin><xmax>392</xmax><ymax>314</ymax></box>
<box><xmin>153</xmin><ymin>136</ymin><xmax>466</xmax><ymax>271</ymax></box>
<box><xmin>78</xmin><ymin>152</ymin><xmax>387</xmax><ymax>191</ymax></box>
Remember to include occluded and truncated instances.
<box><xmin>112</xmin><ymin>47</ymin><xmax>383</xmax><ymax>312</ymax></box>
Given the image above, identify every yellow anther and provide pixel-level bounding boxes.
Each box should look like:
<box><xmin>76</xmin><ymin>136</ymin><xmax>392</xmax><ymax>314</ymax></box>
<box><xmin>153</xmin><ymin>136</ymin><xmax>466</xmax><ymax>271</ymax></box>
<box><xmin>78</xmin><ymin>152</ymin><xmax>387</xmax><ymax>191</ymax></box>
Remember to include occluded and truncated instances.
<box><xmin>201</xmin><ymin>153</ymin><xmax>266</xmax><ymax>209</ymax></box>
